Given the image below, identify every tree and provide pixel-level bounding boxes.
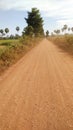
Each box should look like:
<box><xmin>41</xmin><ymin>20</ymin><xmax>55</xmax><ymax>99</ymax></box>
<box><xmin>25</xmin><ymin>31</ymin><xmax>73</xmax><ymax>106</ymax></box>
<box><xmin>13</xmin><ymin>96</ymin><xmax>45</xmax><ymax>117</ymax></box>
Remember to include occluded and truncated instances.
<box><xmin>0</xmin><ymin>29</ymin><xmax>4</xmax><ymax>37</ymax></box>
<box><xmin>56</xmin><ymin>30</ymin><xmax>60</xmax><ymax>35</ymax></box>
<box><xmin>16</xmin><ymin>26</ymin><xmax>20</xmax><ymax>32</ymax></box>
<box><xmin>15</xmin><ymin>34</ymin><xmax>20</xmax><ymax>39</ymax></box>
<box><xmin>68</xmin><ymin>27</ymin><xmax>70</xmax><ymax>32</ymax></box>
<box><xmin>63</xmin><ymin>24</ymin><xmax>68</xmax><ymax>34</ymax></box>
<box><xmin>5</xmin><ymin>28</ymin><xmax>9</xmax><ymax>34</ymax></box>
<box><xmin>23</xmin><ymin>26</ymin><xmax>34</xmax><ymax>37</ymax></box>
<box><xmin>71</xmin><ymin>27</ymin><xmax>73</xmax><ymax>33</ymax></box>
<box><xmin>54</xmin><ymin>30</ymin><xmax>57</xmax><ymax>35</ymax></box>
<box><xmin>5</xmin><ymin>28</ymin><xmax>9</xmax><ymax>37</ymax></box>
<box><xmin>16</xmin><ymin>26</ymin><xmax>20</xmax><ymax>38</ymax></box>
<box><xmin>46</xmin><ymin>30</ymin><xmax>49</xmax><ymax>37</ymax></box>
<box><xmin>10</xmin><ymin>34</ymin><xmax>15</xmax><ymax>39</ymax></box>
<box><xmin>61</xmin><ymin>28</ymin><xmax>64</xmax><ymax>34</ymax></box>
<box><xmin>24</xmin><ymin>8</ymin><xmax>44</xmax><ymax>37</ymax></box>
<box><xmin>54</xmin><ymin>29</ymin><xmax>60</xmax><ymax>35</ymax></box>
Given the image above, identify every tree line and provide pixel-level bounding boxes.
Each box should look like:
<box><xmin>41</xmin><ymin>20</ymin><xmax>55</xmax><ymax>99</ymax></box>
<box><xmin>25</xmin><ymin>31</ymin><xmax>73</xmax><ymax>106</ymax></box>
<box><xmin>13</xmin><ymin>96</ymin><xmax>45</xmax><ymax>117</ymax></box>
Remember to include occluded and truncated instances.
<box><xmin>0</xmin><ymin>26</ymin><xmax>20</xmax><ymax>38</ymax></box>
<box><xmin>46</xmin><ymin>25</ymin><xmax>73</xmax><ymax>37</ymax></box>
<box><xmin>1</xmin><ymin>8</ymin><xmax>73</xmax><ymax>39</ymax></box>
<box><xmin>0</xmin><ymin>8</ymin><xmax>44</xmax><ymax>39</ymax></box>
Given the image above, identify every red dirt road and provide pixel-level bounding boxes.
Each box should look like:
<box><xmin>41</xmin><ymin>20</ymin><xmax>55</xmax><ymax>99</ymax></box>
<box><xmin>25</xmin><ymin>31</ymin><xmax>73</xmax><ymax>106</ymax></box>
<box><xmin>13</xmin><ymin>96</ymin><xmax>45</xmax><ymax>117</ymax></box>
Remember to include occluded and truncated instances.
<box><xmin>0</xmin><ymin>39</ymin><xmax>73</xmax><ymax>130</ymax></box>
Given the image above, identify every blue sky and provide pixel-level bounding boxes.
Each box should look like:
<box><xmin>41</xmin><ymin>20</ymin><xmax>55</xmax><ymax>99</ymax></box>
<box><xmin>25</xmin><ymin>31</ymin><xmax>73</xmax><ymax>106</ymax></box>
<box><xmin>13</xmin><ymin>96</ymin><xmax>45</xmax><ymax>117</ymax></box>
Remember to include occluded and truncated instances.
<box><xmin>0</xmin><ymin>0</ymin><xmax>73</xmax><ymax>35</ymax></box>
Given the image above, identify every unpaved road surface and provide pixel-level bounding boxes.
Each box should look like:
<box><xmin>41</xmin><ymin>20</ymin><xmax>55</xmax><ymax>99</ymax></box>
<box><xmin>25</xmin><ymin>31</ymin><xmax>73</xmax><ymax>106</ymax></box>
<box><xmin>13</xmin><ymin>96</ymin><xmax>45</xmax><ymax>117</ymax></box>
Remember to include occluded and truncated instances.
<box><xmin>0</xmin><ymin>39</ymin><xmax>73</xmax><ymax>130</ymax></box>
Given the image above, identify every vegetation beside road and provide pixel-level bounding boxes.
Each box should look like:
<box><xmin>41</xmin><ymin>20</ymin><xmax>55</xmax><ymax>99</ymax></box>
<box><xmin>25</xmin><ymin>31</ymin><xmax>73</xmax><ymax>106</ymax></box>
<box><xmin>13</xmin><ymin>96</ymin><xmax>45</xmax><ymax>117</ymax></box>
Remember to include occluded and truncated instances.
<box><xmin>46</xmin><ymin>24</ymin><xmax>73</xmax><ymax>57</ymax></box>
<box><xmin>0</xmin><ymin>8</ymin><xmax>44</xmax><ymax>75</ymax></box>
<box><xmin>48</xmin><ymin>35</ymin><xmax>73</xmax><ymax>56</ymax></box>
<box><xmin>0</xmin><ymin>37</ymin><xmax>42</xmax><ymax>75</ymax></box>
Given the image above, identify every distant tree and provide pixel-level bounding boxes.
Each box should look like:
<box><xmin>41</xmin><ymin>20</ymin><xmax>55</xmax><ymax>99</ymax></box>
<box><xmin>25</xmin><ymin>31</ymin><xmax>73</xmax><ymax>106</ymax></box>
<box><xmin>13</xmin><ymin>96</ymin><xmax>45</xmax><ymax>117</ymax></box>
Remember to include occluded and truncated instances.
<box><xmin>63</xmin><ymin>24</ymin><xmax>68</xmax><ymax>34</ymax></box>
<box><xmin>68</xmin><ymin>27</ymin><xmax>70</xmax><ymax>32</ymax></box>
<box><xmin>15</xmin><ymin>34</ymin><xmax>20</xmax><ymax>39</ymax></box>
<box><xmin>24</xmin><ymin>8</ymin><xmax>44</xmax><ymax>37</ymax></box>
<box><xmin>54</xmin><ymin>29</ymin><xmax>60</xmax><ymax>35</ymax></box>
<box><xmin>15</xmin><ymin>26</ymin><xmax>20</xmax><ymax>38</ymax></box>
<box><xmin>46</xmin><ymin>30</ymin><xmax>49</xmax><ymax>37</ymax></box>
<box><xmin>5</xmin><ymin>28</ymin><xmax>9</xmax><ymax>37</ymax></box>
<box><xmin>5</xmin><ymin>28</ymin><xmax>9</xmax><ymax>34</ymax></box>
<box><xmin>57</xmin><ymin>29</ymin><xmax>60</xmax><ymax>35</ymax></box>
<box><xmin>54</xmin><ymin>30</ymin><xmax>57</xmax><ymax>34</ymax></box>
<box><xmin>61</xmin><ymin>28</ymin><xmax>64</xmax><ymax>34</ymax></box>
<box><xmin>71</xmin><ymin>27</ymin><xmax>73</xmax><ymax>33</ymax></box>
<box><xmin>10</xmin><ymin>34</ymin><xmax>15</xmax><ymax>39</ymax></box>
<box><xmin>16</xmin><ymin>26</ymin><xmax>20</xmax><ymax>32</ymax></box>
<box><xmin>0</xmin><ymin>29</ymin><xmax>4</xmax><ymax>37</ymax></box>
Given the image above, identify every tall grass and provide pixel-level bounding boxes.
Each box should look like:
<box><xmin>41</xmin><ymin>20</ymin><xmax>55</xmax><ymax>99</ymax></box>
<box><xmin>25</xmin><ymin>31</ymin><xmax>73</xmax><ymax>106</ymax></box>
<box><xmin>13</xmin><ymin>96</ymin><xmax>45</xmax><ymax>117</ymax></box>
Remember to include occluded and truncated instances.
<box><xmin>0</xmin><ymin>37</ymin><xmax>41</xmax><ymax>75</ymax></box>
<box><xmin>49</xmin><ymin>35</ymin><xmax>73</xmax><ymax>56</ymax></box>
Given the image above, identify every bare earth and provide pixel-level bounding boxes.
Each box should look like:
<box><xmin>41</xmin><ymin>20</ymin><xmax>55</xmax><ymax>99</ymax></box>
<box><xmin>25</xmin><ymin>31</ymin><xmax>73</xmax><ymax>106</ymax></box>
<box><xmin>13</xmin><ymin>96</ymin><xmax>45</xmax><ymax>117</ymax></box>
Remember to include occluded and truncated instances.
<box><xmin>0</xmin><ymin>39</ymin><xmax>73</xmax><ymax>130</ymax></box>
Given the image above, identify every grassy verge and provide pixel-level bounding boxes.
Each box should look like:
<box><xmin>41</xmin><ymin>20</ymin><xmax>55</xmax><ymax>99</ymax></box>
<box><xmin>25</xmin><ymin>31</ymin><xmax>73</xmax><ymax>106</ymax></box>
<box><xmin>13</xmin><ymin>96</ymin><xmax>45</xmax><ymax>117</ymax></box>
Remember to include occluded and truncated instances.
<box><xmin>0</xmin><ymin>37</ymin><xmax>42</xmax><ymax>75</ymax></box>
<box><xmin>48</xmin><ymin>35</ymin><xmax>73</xmax><ymax>56</ymax></box>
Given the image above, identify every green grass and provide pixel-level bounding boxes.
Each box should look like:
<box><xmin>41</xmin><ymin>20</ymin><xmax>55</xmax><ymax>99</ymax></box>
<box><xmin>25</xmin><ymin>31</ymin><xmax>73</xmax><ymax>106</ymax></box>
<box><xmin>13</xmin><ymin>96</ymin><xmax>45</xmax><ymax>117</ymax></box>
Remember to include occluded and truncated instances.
<box><xmin>0</xmin><ymin>39</ymin><xmax>18</xmax><ymax>44</ymax></box>
<box><xmin>0</xmin><ymin>39</ymin><xmax>20</xmax><ymax>57</ymax></box>
<box><xmin>0</xmin><ymin>39</ymin><xmax>19</xmax><ymax>48</ymax></box>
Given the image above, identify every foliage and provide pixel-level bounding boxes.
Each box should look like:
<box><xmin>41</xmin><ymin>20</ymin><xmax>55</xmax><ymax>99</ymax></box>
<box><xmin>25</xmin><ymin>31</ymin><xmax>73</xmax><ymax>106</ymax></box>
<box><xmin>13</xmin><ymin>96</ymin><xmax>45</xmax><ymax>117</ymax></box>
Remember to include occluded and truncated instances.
<box><xmin>49</xmin><ymin>35</ymin><xmax>73</xmax><ymax>56</ymax></box>
<box><xmin>23</xmin><ymin>26</ymin><xmax>34</xmax><ymax>37</ymax></box>
<box><xmin>24</xmin><ymin>8</ymin><xmax>44</xmax><ymax>37</ymax></box>
<box><xmin>63</xmin><ymin>24</ymin><xmax>68</xmax><ymax>30</ymax></box>
<box><xmin>5</xmin><ymin>28</ymin><xmax>9</xmax><ymax>34</ymax></box>
<box><xmin>46</xmin><ymin>30</ymin><xmax>49</xmax><ymax>37</ymax></box>
<box><xmin>71</xmin><ymin>27</ymin><xmax>73</xmax><ymax>32</ymax></box>
<box><xmin>16</xmin><ymin>26</ymin><xmax>20</xmax><ymax>32</ymax></box>
<box><xmin>0</xmin><ymin>37</ymin><xmax>42</xmax><ymax>75</ymax></box>
<box><xmin>54</xmin><ymin>30</ymin><xmax>60</xmax><ymax>35</ymax></box>
<box><xmin>0</xmin><ymin>29</ymin><xmax>4</xmax><ymax>35</ymax></box>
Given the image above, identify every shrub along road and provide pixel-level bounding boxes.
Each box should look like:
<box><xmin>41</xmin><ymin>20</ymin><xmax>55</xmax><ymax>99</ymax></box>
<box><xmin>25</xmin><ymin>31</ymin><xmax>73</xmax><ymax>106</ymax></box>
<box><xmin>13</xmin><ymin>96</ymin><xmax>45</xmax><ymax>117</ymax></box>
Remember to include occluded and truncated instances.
<box><xmin>0</xmin><ymin>39</ymin><xmax>73</xmax><ymax>130</ymax></box>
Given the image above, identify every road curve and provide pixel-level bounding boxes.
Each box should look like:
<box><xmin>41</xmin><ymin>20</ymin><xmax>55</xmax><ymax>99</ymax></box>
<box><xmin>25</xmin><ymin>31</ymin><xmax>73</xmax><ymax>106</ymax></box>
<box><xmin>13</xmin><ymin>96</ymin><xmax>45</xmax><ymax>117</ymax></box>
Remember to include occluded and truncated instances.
<box><xmin>0</xmin><ymin>39</ymin><xmax>73</xmax><ymax>130</ymax></box>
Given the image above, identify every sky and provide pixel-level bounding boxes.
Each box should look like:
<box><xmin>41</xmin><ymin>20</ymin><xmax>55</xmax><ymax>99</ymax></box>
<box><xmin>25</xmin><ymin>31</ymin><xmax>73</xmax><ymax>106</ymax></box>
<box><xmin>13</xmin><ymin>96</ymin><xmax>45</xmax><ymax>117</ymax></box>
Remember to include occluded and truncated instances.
<box><xmin>0</xmin><ymin>0</ymin><xmax>73</xmax><ymax>35</ymax></box>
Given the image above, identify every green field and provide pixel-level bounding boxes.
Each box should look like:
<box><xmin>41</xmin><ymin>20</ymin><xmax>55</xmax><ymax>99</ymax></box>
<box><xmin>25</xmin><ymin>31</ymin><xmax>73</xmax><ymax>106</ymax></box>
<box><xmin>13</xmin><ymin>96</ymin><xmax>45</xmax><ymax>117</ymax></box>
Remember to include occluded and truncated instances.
<box><xmin>0</xmin><ymin>39</ymin><xmax>19</xmax><ymax>48</ymax></box>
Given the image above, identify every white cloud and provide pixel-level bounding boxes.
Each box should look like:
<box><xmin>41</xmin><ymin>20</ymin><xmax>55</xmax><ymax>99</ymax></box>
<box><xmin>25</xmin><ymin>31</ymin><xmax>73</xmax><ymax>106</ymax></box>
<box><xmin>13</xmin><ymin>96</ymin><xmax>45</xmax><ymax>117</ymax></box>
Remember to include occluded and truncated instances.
<box><xmin>0</xmin><ymin>0</ymin><xmax>58</xmax><ymax>11</ymax></box>
<box><xmin>0</xmin><ymin>0</ymin><xmax>73</xmax><ymax>16</ymax></box>
<box><xmin>57</xmin><ymin>19</ymin><xmax>73</xmax><ymax>27</ymax></box>
<box><xmin>0</xmin><ymin>0</ymin><xmax>73</xmax><ymax>29</ymax></box>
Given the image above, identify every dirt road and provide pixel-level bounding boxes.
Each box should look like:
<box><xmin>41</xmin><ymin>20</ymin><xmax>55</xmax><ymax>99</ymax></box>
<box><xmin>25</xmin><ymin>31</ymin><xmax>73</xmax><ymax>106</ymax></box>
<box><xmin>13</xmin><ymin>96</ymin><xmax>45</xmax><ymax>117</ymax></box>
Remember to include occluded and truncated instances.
<box><xmin>0</xmin><ymin>39</ymin><xmax>73</xmax><ymax>130</ymax></box>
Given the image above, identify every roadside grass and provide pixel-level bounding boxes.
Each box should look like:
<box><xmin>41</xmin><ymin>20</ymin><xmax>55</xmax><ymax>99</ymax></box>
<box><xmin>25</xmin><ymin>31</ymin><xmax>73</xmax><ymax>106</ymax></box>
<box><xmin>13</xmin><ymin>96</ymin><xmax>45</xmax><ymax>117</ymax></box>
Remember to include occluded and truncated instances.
<box><xmin>48</xmin><ymin>35</ymin><xmax>73</xmax><ymax>56</ymax></box>
<box><xmin>0</xmin><ymin>37</ymin><xmax>41</xmax><ymax>75</ymax></box>
<box><xmin>0</xmin><ymin>39</ymin><xmax>18</xmax><ymax>43</ymax></box>
<box><xmin>0</xmin><ymin>39</ymin><xmax>19</xmax><ymax>48</ymax></box>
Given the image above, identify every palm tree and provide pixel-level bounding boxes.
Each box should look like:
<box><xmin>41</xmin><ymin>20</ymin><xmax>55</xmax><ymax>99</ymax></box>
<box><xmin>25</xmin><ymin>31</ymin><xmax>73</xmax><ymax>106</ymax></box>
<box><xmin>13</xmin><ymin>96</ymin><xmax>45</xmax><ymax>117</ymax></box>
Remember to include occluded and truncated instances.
<box><xmin>71</xmin><ymin>27</ymin><xmax>73</xmax><ymax>33</ymax></box>
<box><xmin>63</xmin><ymin>24</ymin><xmax>68</xmax><ymax>34</ymax></box>
<box><xmin>16</xmin><ymin>26</ymin><xmax>20</xmax><ymax>33</ymax></box>
<box><xmin>0</xmin><ymin>29</ymin><xmax>4</xmax><ymax>37</ymax></box>
<box><xmin>5</xmin><ymin>28</ymin><xmax>9</xmax><ymax>37</ymax></box>
<box><xmin>46</xmin><ymin>30</ymin><xmax>49</xmax><ymax>37</ymax></box>
<box><xmin>16</xmin><ymin>26</ymin><xmax>20</xmax><ymax>38</ymax></box>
